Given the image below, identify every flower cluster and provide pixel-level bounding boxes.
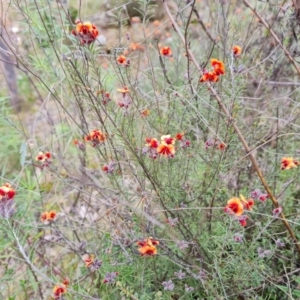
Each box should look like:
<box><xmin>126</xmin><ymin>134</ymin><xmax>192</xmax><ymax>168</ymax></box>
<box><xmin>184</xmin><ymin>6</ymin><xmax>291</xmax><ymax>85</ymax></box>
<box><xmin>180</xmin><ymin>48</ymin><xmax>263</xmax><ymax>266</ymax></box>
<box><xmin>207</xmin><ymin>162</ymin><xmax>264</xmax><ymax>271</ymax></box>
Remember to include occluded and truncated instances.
<box><xmin>0</xmin><ymin>183</ymin><xmax>16</xmax><ymax>218</ymax></box>
<box><xmin>35</xmin><ymin>151</ymin><xmax>52</xmax><ymax>168</ymax></box>
<box><xmin>82</xmin><ymin>253</ymin><xmax>102</xmax><ymax>271</ymax></box>
<box><xmin>142</xmin><ymin>133</ymin><xmax>190</xmax><ymax>159</ymax></box>
<box><xmin>53</xmin><ymin>279</ymin><xmax>69</xmax><ymax>300</ymax></box>
<box><xmin>40</xmin><ymin>211</ymin><xmax>57</xmax><ymax>224</ymax></box>
<box><xmin>137</xmin><ymin>237</ymin><xmax>159</xmax><ymax>256</ymax></box>
<box><xmin>281</xmin><ymin>157</ymin><xmax>299</xmax><ymax>170</ymax></box>
<box><xmin>85</xmin><ymin>129</ymin><xmax>106</xmax><ymax>147</ymax></box>
<box><xmin>200</xmin><ymin>58</ymin><xmax>225</xmax><ymax>83</ymax></box>
<box><xmin>224</xmin><ymin>194</ymin><xmax>254</xmax><ymax>227</ymax></box>
<box><xmin>71</xmin><ymin>20</ymin><xmax>99</xmax><ymax>45</ymax></box>
<box><xmin>205</xmin><ymin>138</ymin><xmax>226</xmax><ymax>151</ymax></box>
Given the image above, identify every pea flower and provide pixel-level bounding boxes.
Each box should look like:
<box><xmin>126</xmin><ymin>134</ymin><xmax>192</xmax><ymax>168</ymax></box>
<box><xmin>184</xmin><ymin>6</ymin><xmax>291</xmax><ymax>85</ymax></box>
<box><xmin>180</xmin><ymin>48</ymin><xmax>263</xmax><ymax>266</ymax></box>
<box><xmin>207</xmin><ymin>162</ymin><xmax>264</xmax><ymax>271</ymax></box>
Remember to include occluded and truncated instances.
<box><xmin>71</xmin><ymin>20</ymin><xmax>99</xmax><ymax>45</ymax></box>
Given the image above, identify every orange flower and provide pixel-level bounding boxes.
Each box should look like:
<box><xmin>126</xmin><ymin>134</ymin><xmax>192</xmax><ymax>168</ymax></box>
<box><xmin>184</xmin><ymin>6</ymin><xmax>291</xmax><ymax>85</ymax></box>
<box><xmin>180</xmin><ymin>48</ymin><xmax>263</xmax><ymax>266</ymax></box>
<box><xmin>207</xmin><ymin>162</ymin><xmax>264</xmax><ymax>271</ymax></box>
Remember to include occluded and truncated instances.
<box><xmin>40</xmin><ymin>211</ymin><xmax>57</xmax><ymax>222</ymax></box>
<box><xmin>117</xmin><ymin>86</ymin><xmax>130</xmax><ymax>94</ymax></box>
<box><xmin>232</xmin><ymin>45</ymin><xmax>242</xmax><ymax>57</ymax></box>
<box><xmin>216</xmin><ymin>142</ymin><xmax>226</xmax><ymax>151</ymax></box>
<box><xmin>157</xmin><ymin>143</ymin><xmax>175</xmax><ymax>157</ymax></box>
<box><xmin>175</xmin><ymin>132</ymin><xmax>184</xmax><ymax>140</ymax></box>
<box><xmin>141</xmin><ymin>109</ymin><xmax>150</xmax><ymax>117</ymax></box>
<box><xmin>117</xmin><ymin>55</ymin><xmax>127</xmax><ymax>65</ymax></box>
<box><xmin>85</xmin><ymin>129</ymin><xmax>106</xmax><ymax>147</ymax></box>
<box><xmin>224</xmin><ymin>197</ymin><xmax>244</xmax><ymax>216</ymax></box>
<box><xmin>0</xmin><ymin>183</ymin><xmax>15</xmax><ymax>200</ymax></box>
<box><xmin>53</xmin><ymin>284</ymin><xmax>67</xmax><ymax>299</ymax></box>
<box><xmin>211</xmin><ymin>58</ymin><xmax>225</xmax><ymax>75</ymax></box>
<box><xmin>160</xmin><ymin>46</ymin><xmax>172</xmax><ymax>57</ymax></box>
<box><xmin>200</xmin><ymin>71</ymin><xmax>219</xmax><ymax>82</ymax></box>
<box><xmin>137</xmin><ymin>238</ymin><xmax>159</xmax><ymax>256</ymax></box>
<box><xmin>72</xmin><ymin>20</ymin><xmax>99</xmax><ymax>45</ymax></box>
<box><xmin>40</xmin><ymin>212</ymin><xmax>48</xmax><ymax>222</ymax></box>
<box><xmin>62</xmin><ymin>278</ymin><xmax>70</xmax><ymax>287</ymax></box>
<box><xmin>48</xmin><ymin>211</ymin><xmax>57</xmax><ymax>221</ymax></box>
<box><xmin>281</xmin><ymin>157</ymin><xmax>299</xmax><ymax>170</ymax></box>
<box><xmin>145</xmin><ymin>138</ymin><xmax>159</xmax><ymax>148</ymax></box>
<box><xmin>82</xmin><ymin>253</ymin><xmax>95</xmax><ymax>267</ymax></box>
<box><xmin>161</xmin><ymin>135</ymin><xmax>175</xmax><ymax>145</ymax></box>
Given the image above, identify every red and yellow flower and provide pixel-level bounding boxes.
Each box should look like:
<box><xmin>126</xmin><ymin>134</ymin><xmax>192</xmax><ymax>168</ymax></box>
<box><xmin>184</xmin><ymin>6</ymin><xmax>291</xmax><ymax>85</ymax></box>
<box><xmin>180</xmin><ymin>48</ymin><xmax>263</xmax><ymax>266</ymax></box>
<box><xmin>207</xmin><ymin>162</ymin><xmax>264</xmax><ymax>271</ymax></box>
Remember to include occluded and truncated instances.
<box><xmin>157</xmin><ymin>143</ymin><xmax>175</xmax><ymax>157</ymax></box>
<box><xmin>232</xmin><ymin>45</ymin><xmax>242</xmax><ymax>57</ymax></box>
<box><xmin>0</xmin><ymin>183</ymin><xmax>15</xmax><ymax>200</ymax></box>
<box><xmin>85</xmin><ymin>129</ymin><xmax>106</xmax><ymax>147</ymax></box>
<box><xmin>161</xmin><ymin>134</ymin><xmax>175</xmax><ymax>145</ymax></box>
<box><xmin>137</xmin><ymin>238</ymin><xmax>159</xmax><ymax>256</ymax></box>
<box><xmin>40</xmin><ymin>211</ymin><xmax>57</xmax><ymax>222</ymax></box>
<box><xmin>35</xmin><ymin>151</ymin><xmax>51</xmax><ymax>162</ymax></box>
<box><xmin>141</xmin><ymin>109</ymin><xmax>150</xmax><ymax>117</ymax></box>
<box><xmin>200</xmin><ymin>70</ymin><xmax>219</xmax><ymax>83</ymax></box>
<box><xmin>117</xmin><ymin>55</ymin><xmax>127</xmax><ymax>66</ymax></box>
<box><xmin>72</xmin><ymin>20</ymin><xmax>99</xmax><ymax>45</ymax></box>
<box><xmin>175</xmin><ymin>132</ymin><xmax>184</xmax><ymax>141</ymax></box>
<box><xmin>281</xmin><ymin>157</ymin><xmax>299</xmax><ymax>170</ymax></box>
<box><xmin>53</xmin><ymin>284</ymin><xmax>67</xmax><ymax>299</ymax></box>
<box><xmin>160</xmin><ymin>46</ymin><xmax>172</xmax><ymax>57</ymax></box>
<box><xmin>145</xmin><ymin>137</ymin><xmax>159</xmax><ymax>149</ymax></box>
<box><xmin>224</xmin><ymin>197</ymin><xmax>244</xmax><ymax>216</ymax></box>
<box><xmin>211</xmin><ymin>58</ymin><xmax>225</xmax><ymax>75</ymax></box>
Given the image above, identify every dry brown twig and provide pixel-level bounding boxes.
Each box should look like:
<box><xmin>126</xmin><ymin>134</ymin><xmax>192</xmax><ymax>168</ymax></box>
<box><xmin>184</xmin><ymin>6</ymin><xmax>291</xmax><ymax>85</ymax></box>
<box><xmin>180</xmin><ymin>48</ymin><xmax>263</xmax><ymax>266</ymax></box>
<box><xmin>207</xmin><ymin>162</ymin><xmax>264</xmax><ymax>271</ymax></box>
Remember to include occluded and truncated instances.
<box><xmin>162</xmin><ymin>0</ymin><xmax>300</xmax><ymax>257</ymax></box>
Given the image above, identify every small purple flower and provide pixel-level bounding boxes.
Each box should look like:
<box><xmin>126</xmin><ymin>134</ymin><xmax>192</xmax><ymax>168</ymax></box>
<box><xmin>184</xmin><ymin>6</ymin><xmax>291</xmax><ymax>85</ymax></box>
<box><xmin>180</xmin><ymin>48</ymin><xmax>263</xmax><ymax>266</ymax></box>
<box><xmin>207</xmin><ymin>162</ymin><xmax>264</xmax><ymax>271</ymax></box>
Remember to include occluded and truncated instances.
<box><xmin>193</xmin><ymin>269</ymin><xmax>207</xmax><ymax>280</ymax></box>
<box><xmin>275</xmin><ymin>239</ymin><xmax>285</xmax><ymax>248</ymax></box>
<box><xmin>257</xmin><ymin>247</ymin><xmax>272</xmax><ymax>258</ymax></box>
<box><xmin>233</xmin><ymin>233</ymin><xmax>243</xmax><ymax>243</ymax></box>
<box><xmin>103</xmin><ymin>272</ymin><xmax>118</xmax><ymax>284</ymax></box>
<box><xmin>90</xmin><ymin>259</ymin><xmax>102</xmax><ymax>272</ymax></box>
<box><xmin>250</xmin><ymin>189</ymin><xmax>262</xmax><ymax>200</ymax></box>
<box><xmin>162</xmin><ymin>279</ymin><xmax>174</xmax><ymax>291</ymax></box>
<box><xmin>166</xmin><ymin>217</ymin><xmax>179</xmax><ymax>227</ymax></box>
<box><xmin>205</xmin><ymin>138</ymin><xmax>215</xmax><ymax>150</ymax></box>
<box><xmin>180</xmin><ymin>139</ymin><xmax>191</xmax><ymax>149</ymax></box>
<box><xmin>273</xmin><ymin>206</ymin><xmax>282</xmax><ymax>218</ymax></box>
<box><xmin>185</xmin><ymin>284</ymin><xmax>194</xmax><ymax>293</ymax></box>
<box><xmin>174</xmin><ymin>270</ymin><xmax>186</xmax><ymax>279</ymax></box>
<box><xmin>176</xmin><ymin>240</ymin><xmax>189</xmax><ymax>250</ymax></box>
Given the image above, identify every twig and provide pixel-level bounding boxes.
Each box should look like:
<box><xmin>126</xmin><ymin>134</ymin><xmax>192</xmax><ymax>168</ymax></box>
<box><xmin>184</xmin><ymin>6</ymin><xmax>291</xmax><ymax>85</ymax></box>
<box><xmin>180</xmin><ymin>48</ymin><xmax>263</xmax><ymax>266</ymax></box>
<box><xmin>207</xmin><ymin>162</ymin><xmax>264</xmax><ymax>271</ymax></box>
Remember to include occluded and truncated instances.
<box><xmin>162</xmin><ymin>0</ymin><xmax>300</xmax><ymax>258</ymax></box>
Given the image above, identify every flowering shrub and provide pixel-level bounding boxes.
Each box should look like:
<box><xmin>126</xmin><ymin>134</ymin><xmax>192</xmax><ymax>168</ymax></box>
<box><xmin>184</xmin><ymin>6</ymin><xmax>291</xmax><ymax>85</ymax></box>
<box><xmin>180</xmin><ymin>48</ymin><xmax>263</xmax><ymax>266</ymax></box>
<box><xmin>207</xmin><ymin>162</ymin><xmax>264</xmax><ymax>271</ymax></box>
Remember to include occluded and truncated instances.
<box><xmin>2</xmin><ymin>0</ymin><xmax>300</xmax><ymax>299</ymax></box>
